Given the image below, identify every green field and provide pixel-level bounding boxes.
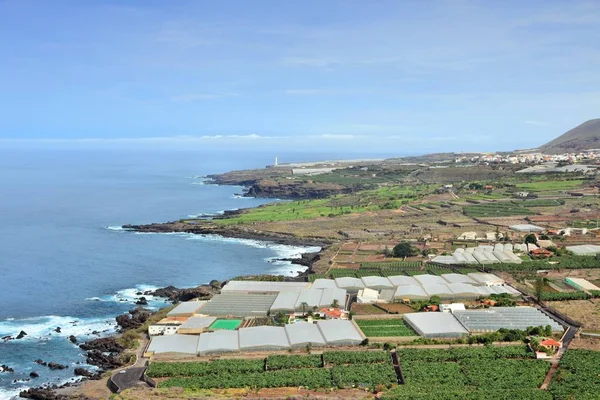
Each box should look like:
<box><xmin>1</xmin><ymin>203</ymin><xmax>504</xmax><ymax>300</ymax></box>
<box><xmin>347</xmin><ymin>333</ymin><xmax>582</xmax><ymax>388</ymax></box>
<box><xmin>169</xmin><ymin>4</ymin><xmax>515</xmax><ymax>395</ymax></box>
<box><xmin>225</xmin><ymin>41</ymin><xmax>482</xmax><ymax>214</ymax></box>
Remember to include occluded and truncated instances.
<box><xmin>361</xmin><ymin>261</ymin><xmax>422</xmax><ymax>269</ymax></box>
<box><xmin>311</xmin><ymin>267</ymin><xmax>455</xmax><ymax>280</ymax></box>
<box><xmin>209</xmin><ymin>319</ymin><xmax>242</xmax><ymax>330</ymax></box>
<box><xmin>356</xmin><ymin>318</ymin><xmax>417</xmax><ymax>337</ymax></box>
<box><xmin>149</xmin><ymin>351</ymin><xmax>397</xmax><ymax>390</ymax></box>
<box><xmin>383</xmin><ymin>346</ymin><xmax>550</xmax><ymax>400</ymax></box>
<box><xmin>464</xmin><ymin>202</ymin><xmax>535</xmax><ymax>217</ymax></box>
<box><xmin>550</xmin><ymin>349</ymin><xmax>600</xmax><ymax>399</ymax></box>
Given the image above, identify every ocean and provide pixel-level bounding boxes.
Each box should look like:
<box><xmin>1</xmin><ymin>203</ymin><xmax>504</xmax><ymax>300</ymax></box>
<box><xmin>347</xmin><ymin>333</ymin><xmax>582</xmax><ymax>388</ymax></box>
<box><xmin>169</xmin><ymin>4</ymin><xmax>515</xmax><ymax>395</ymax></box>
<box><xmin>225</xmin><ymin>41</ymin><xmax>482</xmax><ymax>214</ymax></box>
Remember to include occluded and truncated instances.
<box><xmin>0</xmin><ymin>148</ymin><xmax>367</xmax><ymax>399</ymax></box>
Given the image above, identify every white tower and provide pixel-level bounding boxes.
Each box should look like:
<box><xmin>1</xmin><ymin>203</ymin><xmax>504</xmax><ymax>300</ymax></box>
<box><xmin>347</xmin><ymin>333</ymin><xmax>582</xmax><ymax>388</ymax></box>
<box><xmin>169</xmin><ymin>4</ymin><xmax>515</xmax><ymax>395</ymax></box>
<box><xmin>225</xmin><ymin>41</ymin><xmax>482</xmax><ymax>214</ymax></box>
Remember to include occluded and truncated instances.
<box><xmin>274</xmin><ymin>156</ymin><xmax>278</xmax><ymax>166</ymax></box>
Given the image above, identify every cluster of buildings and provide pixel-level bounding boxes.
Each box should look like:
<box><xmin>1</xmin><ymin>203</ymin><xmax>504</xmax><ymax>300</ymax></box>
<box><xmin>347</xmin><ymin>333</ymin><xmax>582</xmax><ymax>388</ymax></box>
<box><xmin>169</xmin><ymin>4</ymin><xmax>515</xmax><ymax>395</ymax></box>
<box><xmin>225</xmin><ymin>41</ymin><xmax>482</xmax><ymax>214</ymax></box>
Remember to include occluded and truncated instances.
<box><xmin>454</xmin><ymin>150</ymin><xmax>600</xmax><ymax>165</ymax></box>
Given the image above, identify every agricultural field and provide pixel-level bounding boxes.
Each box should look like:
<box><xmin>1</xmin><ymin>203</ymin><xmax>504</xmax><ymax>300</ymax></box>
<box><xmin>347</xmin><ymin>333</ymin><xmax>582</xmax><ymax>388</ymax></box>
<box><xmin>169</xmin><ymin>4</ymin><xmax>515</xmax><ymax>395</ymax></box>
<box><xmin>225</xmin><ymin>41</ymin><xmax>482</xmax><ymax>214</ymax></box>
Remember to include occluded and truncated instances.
<box><xmin>355</xmin><ymin>318</ymin><xmax>417</xmax><ymax>337</ymax></box>
<box><xmin>312</xmin><ymin>267</ymin><xmax>457</xmax><ymax>280</ymax></box>
<box><xmin>550</xmin><ymin>349</ymin><xmax>600</xmax><ymax>400</ymax></box>
<box><xmin>384</xmin><ymin>346</ymin><xmax>550</xmax><ymax>400</ymax></box>
<box><xmin>514</xmin><ymin>179</ymin><xmax>585</xmax><ymax>193</ymax></box>
<box><xmin>463</xmin><ymin>202</ymin><xmax>535</xmax><ymax>217</ymax></box>
<box><xmin>361</xmin><ymin>261</ymin><xmax>422</xmax><ymax>269</ymax></box>
<box><xmin>518</xmin><ymin>199</ymin><xmax>564</xmax><ymax>207</ymax></box>
<box><xmin>150</xmin><ymin>351</ymin><xmax>397</xmax><ymax>390</ymax></box>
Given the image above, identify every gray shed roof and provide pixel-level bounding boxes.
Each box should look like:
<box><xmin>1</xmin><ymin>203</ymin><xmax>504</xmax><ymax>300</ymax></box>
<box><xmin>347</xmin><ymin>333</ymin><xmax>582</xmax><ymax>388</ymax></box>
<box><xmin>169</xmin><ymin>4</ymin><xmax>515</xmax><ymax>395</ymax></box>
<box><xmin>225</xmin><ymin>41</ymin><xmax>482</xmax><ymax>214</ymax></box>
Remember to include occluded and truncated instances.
<box><xmin>387</xmin><ymin>275</ymin><xmax>419</xmax><ymax>286</ymax></box>
<box><xmin>284</xmin><ymin>323</ymin><xmax>326</xmax><ymax>347</ymax></box>
<box><xmin>197</xmin><ymin>330</ymin><xmax>239</xmax><ymax>355</ymax></box>
<box><xmin>441</xmin><ymin>273</ymin><xmax>477</xmax><ymax>284</ymax></box>
<box><xmin>270</xmin><ymin>291</ymin><xmax>300</xmax><ymax>313</ymax></box>
<box><xmin>394</xmin><ymin>285</ymin><xmax>429</xmax><ymax>300</ymax></box>
<box><xmin>295</xmin><ymin>289</ymin><xmax>324</xmax><ymax>310</ymax></box>
<box><xmin>167</xmin><ymin>301</ymin><xmax>207</xmax><ymax>316</ymax></box>
<box><xmin>453</xmin><ymin>307</ymin><xmax>563</xmax><ymax>332</ymax></box>
<box><xmin>318</xmin><ymin>288</ymin><xmax>347</xmax><ymax>308</ymax></box>
<box><xmin>361</xmin><ymin>276</ymin><xmax>394</xmax><ymax>289</ymax></box>
<box><xmin>221</xmin><ymin>280</ymin><xmax>311</xmax><ymax>293</ymax></box>
<box><xmin>403</xmin><ymin>312</ymin><xmax>468</xmax><ymax>338</ymax></box>
<box><xmin>147</xmin><ymin>334</ymin><xmax>199</xmax><ymax>354</ymax></box>
<box><xmin>178</xmin><ymin>316</ymin><xmax>217</xmax><ymax>330</ymax></box>
<box><xmin>316</xmin><ymin>320</ymin><xmax>363</xmax><ymax>345</ymax></box>
<box><xmin>310</xmin><ymin>279</ymin><xmax>338</xmax><ymax>290</ymax></box>
<box><xmin>200</xmin><ymin>293</ymin><xmax>277</xmax><ymax>317</ymax></box>
<box><xmin>467</xmin><ymin>272</ymin><xmax>504</xmax><ymax>285</ymax></box>
<box><xmin>422</xmin><ymin>283</ymin><xmax>454</xmax><ymax>298</ymax></box>
<box><xmin>334</xmin><ymin>277</ymin><xmax>365</xmax><ymax>291</ymax></box>
<box><xmin>238</xmin><ymin>326</ymin><xmax>290</xmax><ymax>350</ymax></box>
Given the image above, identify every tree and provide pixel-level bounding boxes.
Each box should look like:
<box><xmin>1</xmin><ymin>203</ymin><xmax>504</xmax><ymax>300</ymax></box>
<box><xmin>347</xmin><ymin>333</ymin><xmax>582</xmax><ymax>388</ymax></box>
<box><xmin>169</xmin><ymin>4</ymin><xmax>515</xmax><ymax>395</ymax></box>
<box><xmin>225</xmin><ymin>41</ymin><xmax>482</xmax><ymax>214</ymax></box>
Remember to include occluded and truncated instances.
<box><xmin>534</xmin><ymin>277</ymin><xmax>547</xmax><ymax>302</ymax></box>
<box><xmin>392</xmin><ymin>242</ymin><xmax>419</xmax><ymax>258</ymax></box>
<box><xmin>300</xmin><ymin>302</ymin><xmax>308</xmax><ymax>316</ymax></box>
<box><xmin>331</xmin><ymin>299</ymin><xmax>339</xmax><ymax>308</ymax></box>
<box><xmin>525</xmin><ymin>234</ymin><xmax>538</xmax><ymax>245</ymax></box>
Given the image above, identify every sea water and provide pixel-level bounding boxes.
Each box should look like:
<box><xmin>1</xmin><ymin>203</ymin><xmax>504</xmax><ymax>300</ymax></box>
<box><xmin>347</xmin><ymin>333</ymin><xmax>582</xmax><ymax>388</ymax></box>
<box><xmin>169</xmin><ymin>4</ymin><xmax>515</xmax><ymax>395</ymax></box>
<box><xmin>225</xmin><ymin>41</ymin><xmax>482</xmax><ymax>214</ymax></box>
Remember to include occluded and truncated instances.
<box><xmin>0</xmin><ymin>148</ymin><xmax>347</xmax><ymax>398</ymax></box>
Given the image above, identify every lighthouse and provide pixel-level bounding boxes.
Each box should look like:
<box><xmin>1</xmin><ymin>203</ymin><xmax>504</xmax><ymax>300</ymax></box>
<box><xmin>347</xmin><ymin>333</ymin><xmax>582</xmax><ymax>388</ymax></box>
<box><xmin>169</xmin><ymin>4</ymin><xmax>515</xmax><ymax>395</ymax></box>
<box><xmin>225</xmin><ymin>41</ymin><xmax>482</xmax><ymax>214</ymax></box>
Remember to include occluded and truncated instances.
<box><xmin>274</xmin><ymin>156</ymin><xmax>278</xmax><ymax>166</ymax></box>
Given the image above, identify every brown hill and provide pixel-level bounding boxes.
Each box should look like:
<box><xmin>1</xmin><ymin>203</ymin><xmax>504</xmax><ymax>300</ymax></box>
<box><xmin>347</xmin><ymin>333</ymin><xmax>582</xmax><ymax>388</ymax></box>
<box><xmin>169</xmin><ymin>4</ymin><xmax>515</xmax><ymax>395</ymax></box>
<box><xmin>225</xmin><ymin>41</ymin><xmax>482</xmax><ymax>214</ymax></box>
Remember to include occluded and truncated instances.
<box><xmin>540</xmin><ymin>119</ymin><xmax>600</xmax><ymax>153</ymax></box>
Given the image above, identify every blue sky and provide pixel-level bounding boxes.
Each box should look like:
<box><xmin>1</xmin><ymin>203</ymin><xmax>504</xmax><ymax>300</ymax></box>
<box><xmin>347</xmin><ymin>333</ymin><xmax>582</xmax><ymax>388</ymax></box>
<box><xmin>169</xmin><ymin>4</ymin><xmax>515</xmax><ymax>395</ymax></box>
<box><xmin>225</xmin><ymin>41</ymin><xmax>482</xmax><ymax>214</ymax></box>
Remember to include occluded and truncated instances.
<box><xmin>1</xmin><ymin>0</ymin><xmax>599</xmax><ymax>154</ymax></box>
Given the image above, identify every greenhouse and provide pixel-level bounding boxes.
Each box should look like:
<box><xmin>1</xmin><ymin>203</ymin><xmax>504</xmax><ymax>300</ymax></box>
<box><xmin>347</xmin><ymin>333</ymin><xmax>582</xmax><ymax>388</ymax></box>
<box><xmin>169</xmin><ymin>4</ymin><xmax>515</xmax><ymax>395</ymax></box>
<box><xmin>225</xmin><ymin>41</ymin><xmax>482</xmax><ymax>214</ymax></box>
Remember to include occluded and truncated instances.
<box><xmin>393</xmin><ymin>285</ymin><xmax>428</xmax><ymax>300</ymax></box>
<box><xmin>566</xmin><ymin>244</ymin><xmax>600</xmax><ymax>256</ymax></box>
<box><xmin>316</xmin><ymin>320</ymin><xmax>364</xmax><ymax>345</ymax></box>
<box><xmin>441</xmin><ymin>273</ymin><xmax>477</xmax><ymax>284</ymax></box>
<box><xmin>565</xmin><ymin>277</ymin><xmax>600</xmax><ymax>291</ymax></box>
<box><xmin>509</xmin><ymin>224</ymin><xmax>545</xmax><ymax>232</ymax></box>
<box><xmin>452</xmin><ymin>307</ymin><xmax>564</xmax><ymax>333</ymax></box>
<box><xmin>422</xmin><ymin>283</ymin><xmax>454</xmax><ymax>299</ymax></box>
<box><xmin>167</xmin><ymin>301</ymin><xmax>207</xmax><ymax>317</ymax></box>
<box><xmin>294</xmin><ymin>289</ymin><xmax>324</xmax><ymax>311</ymax></box>
<box><xmin>388</xmin><ymin>275</ymin><xmax>419</xmax><ymax>286</ymax></box>
<box><xmin>269</xmin><ymin>291</ymin><xmax>300</xmax><ymax>314</ymax></box>
<box><xmin>284</xmin><ymin>323</ymin><xmax>326</xmax><ymax>348</ymax></box>
<box><xmin>238</xmin><ymin>326</ymin><xmax>290</xmax><ymax>351</ymax></box>
<box><xmin>310</xmin><ymin>278</ymin><xmax>338</xmax><ymax>290</ymax></box>
<box><xmin>403</xmin><ymin>312</ymin><xmax>468</xmax><ymax>338</ymax></box>
<box><xmin>413</xmin><ymin>274</ymin><xmax>447</xmax><ymax>286</ymax></box>
<box><xmin>199</xmin><ymin>293</ymin><xmax>277</xmax><ymax>317</ymax></box>
<box><xmin>221</xmin><ymin>280</ymin><xmax>311</xmax><ymax>294</ymax></box>
<box><xmin>146</xmin><ymin>334</ymin><xmax>200</xmax><ymax>355</ymax></box>
<box><xmin>446</xmin><ymin>283</ymin><xmax>481</xmax><ymax>299</ymax></box>
<box><xmin>361</xmin><ymin>276</ymin><xmax>395</xmax><ymax>290</ymax></box>
<box><xmin>467</xmin><ymin>272</ymin><xmax>504</xmax><ymax>286</ymax></box>
<box><xmin>334</xmin><ymin>277</ymin><xmax>365</xmax><ymax>293</ymax></box>
<box><xmin>318</xmin><ymin>288</ymin><xmax>347</xmax><ymax>308</ymax></box>
<box><xmin>177</xmin><ymin>316</ymin><xmax>217</xmax><ymax>334</ymax></box>
<box><xmin>197</xmin><ymin>330</ymin><xmax>240</xmax><ymax>355</ymax></box>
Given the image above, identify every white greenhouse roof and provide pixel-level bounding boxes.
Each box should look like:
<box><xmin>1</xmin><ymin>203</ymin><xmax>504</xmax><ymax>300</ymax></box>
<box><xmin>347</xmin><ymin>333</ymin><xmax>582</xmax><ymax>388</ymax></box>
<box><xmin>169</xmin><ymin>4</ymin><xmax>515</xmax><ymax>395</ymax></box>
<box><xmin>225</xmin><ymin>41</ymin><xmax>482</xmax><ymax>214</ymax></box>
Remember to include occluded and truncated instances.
<box><xmin>394</xmin><ymin>285</ymin><xmax>429</xmax><ymax>300</ymax></box>
<box><xmin>295</xmin><ymin>289</ymin><xmax>324</xmax><ymax>310</ymax></box>
<box><xmin>403</xmin><ymin>312</ymin><xmax>468</xmax><ymax>338</ymax></box>
<box><xmin>197</xmin><ymin>330</ymin><xmax>239</xmax><ymax>355</ymax></box>
<box><xmin>441</xmin><ymin>273</ymin><xmax>477</xmax><ymax>284</ymax></box>
<box><xmin>167</xmin><ymin>301</ymin><xmax>207</xmax><ymax>316</ymax></box>
<box><xmin>566</xmin><ymin>244</ymin><xmax>600</xmax><ymax>256</ymax></box>
<box><xmin>509</xmin><ymin>224</ymin><xmax>545</xmax><ymax>232</ymax></box>
<box><xmin>310</xmin><ymin>278</ymin><xmax>338</xmax><ymax>290</ymax></box>
<box><xmin>319</xmin><ymin>288</ymin><xmax>347</xmax><ymax>308</ymax></box>
<box><xmin>147</xmin><ymin>334</ymin><xmax>199</xmax><ymax>354</ymax></box>
<box><xmin>316</xmin><ymin>320</ymin><xmax>364</xmax><ymax>345</ymax></box>
<box><xmin>388</xmin><ymin>275</ymin><xmax>419</xmax><ymax>286</ymax></box>
<box><xmin>414</xmin><ymin>274</ymin><xmax>447</xmax><ymax>286</ymax></box>
<box><xmin>178</xmin><ymin>316</ymin><xmax>217</xmax><ymax>330</ymax></box>
<box><xmin>446</xmin><ymin>283</ymin><xmax>481</xmax><ymax>298</ymax></box>
<box><xmin>270</xmin><ymin>291</ymin><xmax>300</xmax><ymax>312</ymax></box>
<box><xmin>334</xmin><ymin>277</ymin><xmax>365</xmax><ymax>291</ymax></box>
<box><xmin>284</xmin><ymin>323</ymin><xmax>326</xmax><ymax>347</ymax></box>
<box><xmin>200</xmin><ymin>293</ymin><xmax>277</xmax><ymax>317</ymax></box>
<box><xmin>238</xmin><ymin>326</ymin><xmax>290</xmax><ymax>350</ymax></box>
<box><xmin>453</xmin><ymin>307</ymin><xmax>563</xmax><ymax>332</ymax></box>
<box><xmin>361</xmin><ymin>276</ymin><xmax>394</xmax><ymax>289</ymax></box>
<box><xmin>467</xmin><ymin>272</ymin><xmax>504</xmax><ymax>285</ymax></box>
<box><xmin>423</xmin><ymin>283</ymin><xmax>454</xmax><ymax>298</ymax></box>
<box><xmin>221</xmin><ymin>281</ymin><xmax>311</xmax><ymax>293</ymax></box>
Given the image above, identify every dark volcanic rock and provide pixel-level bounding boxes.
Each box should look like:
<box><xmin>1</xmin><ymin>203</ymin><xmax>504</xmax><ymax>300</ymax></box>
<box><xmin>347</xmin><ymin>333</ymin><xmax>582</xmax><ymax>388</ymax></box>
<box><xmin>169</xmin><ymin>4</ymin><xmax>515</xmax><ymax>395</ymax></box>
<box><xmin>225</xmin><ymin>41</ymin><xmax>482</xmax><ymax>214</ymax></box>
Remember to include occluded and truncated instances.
<box><xmin>19</xmin><ymin>387</ymin><xmax>69</xmax><ymax>399</ymax></box>
<box><xmin>135</xmin><ymin>296</ymin><xmax>148</xmax><ymax>305</ymax></box>
<box><xmin>86</xmin><ymin>350</ymin><xmax>123</xmax><ymax>370</ymax></box>
<box><xmin>29</xmin><ymin>371</ymin><xmax>39</xmax><ymax>378</ymax></box>
<box><xmin>146</xmin><ymin>285</ymin><xmax>217</xmax><ymax>302</ymax></box>
<box><xmin>34</xmin><ymin>359</ymin><xmax>47</xmax><ymax>366</ymax></box>
<box><xmin>2</xmin><ymin>335</ymin><xmax>13</xmax><ymax>341</ymax></box>
<box><xmin>115</xmin><ymin>307</ymin><xmax>152</xmax><ymax>330</ymax></box>
<box><xmin>0</xmin><ymin>364</ymin><xmax>14</xmax><ymax>373</ymax></box>
<box><xmin>79</xmin><ymin>337</ymin><xmax>124</xmax><ymax>353</ymax></box>
<box><xmin>68</xmin><ymin>335</ymin><xmax>77</xmax><ymax>344</ymax></box>
<box><xmin>16</xmin><ymin>330</ymin><xmax>27</xmax><ymax>339</ymax></box>
<box><xmin>47</xmin><ymin>362</ymin><xmax>67</xmax><ymax>370</ymax></box>
<box><xmin>54</xmin><ymin>327</ymin><xmax>61</xmax><ymax>333</ymax></box>
<box><xmin>74</xmin><ymin>367</ymin><xmax>99</xmax><ymax>380</ymax></box>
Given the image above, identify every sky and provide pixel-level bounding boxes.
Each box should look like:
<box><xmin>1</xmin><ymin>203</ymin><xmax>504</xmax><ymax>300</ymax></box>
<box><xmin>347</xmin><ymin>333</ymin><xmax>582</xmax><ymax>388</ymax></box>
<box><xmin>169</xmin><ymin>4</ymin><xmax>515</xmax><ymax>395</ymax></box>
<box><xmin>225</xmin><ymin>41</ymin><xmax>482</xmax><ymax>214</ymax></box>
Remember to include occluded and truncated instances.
<box><xmin>0</xmin><ymin>0</ymin><xmax>599</xmax><ymax>154</ymax></box>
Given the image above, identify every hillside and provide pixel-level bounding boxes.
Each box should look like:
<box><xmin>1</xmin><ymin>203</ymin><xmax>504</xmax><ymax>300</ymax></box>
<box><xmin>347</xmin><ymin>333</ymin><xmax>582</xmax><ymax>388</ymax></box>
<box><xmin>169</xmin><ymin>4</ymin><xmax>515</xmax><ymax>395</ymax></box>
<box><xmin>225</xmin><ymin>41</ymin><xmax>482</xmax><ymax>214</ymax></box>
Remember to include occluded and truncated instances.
<box><xmin>540</xmin><ymin>119</ymin><xmax>600</xmax><ymax>154</ymax></box>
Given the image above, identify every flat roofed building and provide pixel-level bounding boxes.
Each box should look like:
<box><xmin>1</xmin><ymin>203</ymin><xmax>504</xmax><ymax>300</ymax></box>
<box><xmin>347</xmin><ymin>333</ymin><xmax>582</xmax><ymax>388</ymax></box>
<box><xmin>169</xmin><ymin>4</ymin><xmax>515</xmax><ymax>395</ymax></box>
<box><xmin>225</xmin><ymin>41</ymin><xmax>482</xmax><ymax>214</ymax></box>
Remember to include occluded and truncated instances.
<box><xmin>177</xmin><ymin>316</ymin><xmax>218</xmax><ymax>335</ymax></box>
<box><xmin>221</xmin><ymin>281</ymin><xmax>311</xmax><ymax>294</ymax></box>
<box><xmin>270</xmin><ymin>291</ymin><xmax>300</xmax><ymax>314</ymax></box>
<box><xmin>200</xmin><ymin>293</ymin><xmax>277</xmax><ymax>317</ymax></box>
<box><xmin>393</xmin><ymin>285</ymin><xmax>429</xmax><ymax>300</ymax></box>
<box><xmin>334</xmin><ymin>277</ymin><xmax>365</xmax><ymax>293</ymax></box>
<box><xmin>146</xmin><ymin>334</ymin><xmax>199</xmax><ymax>356</ymax></box>
<box><xmin>310</xmin><ymin>279</ymin><xmax>338</xmax><ymax>290</ymax></box>
<box><xmin>197</xmin><ymin>330</ymin><xmax>239</xmax><ymax>355</ymax></box>
<box><xmin>149</xmin><ymin>323</ymin><xmax>181</xmax><ymax>336</ymax></box>
<box><xmin>167</xmin><ymin>301</ymin><xmax>207</xmax><ymax>317</ymax></box>
<box><xmin>316</xmin><ymin>320</ymin><xmax>364</xmax><ymax>345</ymax></box>
<box><xmin>284</xmin><ymin>323</ymin><xmax>326</xmax><ymax>348</ymax></box>
<box><xmin>238</xmin><ymin>326</ymin><xmax>290</xmax><ymax>351</ymax></box>
<box><xmin>388</xmin><ymin>276</ymin><xmax>419</xmax><ymax>286</ymax></box>
<box><xmin>360</xmin><ymin>276</ymin><xmax>394</xmax><ymax>290</ymax></box>
<box><xmin>403</xmin><ymin>312</ymin><xmax>468</xmax><ymax>338</ymax></box>
<box><xmin>453</xmin><ymin>307</ymin><xmax>563</xmax><ymax>332</ymax></box>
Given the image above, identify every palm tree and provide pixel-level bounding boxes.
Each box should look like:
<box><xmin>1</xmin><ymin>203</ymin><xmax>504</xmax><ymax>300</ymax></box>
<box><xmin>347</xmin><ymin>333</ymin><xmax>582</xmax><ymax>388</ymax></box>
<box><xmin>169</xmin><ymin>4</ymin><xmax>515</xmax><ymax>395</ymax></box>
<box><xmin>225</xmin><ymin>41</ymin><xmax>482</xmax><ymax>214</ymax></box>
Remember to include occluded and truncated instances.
<box><xmin>331</xmin><ymin>299</ymin><xmax>339</xmax><ymax>308</ymax></box>
<box><xmin>534</xmin><ymin>276</ymin><xmax>548</xmax><ymax>302</ymax></box>
<box><xmin>300</xmin><ymin>301</ymin><xmax>308</xmax><ymax>316</ymax></box>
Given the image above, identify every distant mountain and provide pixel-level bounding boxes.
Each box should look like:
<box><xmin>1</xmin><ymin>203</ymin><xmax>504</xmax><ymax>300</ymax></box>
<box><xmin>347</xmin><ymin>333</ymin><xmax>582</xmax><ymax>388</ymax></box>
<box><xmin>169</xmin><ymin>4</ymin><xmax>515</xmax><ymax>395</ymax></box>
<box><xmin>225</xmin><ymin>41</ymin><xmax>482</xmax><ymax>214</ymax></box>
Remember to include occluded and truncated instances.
<box><xmin>539</xmin><ymin>119</ymin><xmax>600</xmax><ymax>154</ymax></box>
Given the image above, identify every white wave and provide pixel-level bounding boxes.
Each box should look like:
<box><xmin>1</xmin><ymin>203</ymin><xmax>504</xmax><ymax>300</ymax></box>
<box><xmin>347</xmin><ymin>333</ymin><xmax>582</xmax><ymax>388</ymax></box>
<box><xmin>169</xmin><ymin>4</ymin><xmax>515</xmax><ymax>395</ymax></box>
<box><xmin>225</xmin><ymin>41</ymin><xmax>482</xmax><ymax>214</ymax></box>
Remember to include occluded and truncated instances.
<box><xmin>0</xmin><ymin>315</ymin><xmax>117</xmax><ymax>342</ymax></box>
<box><xmin>84</xmin><ymin>297</ymin><xmax>103</xmax><ymax>301</ymax></box>
<box><xmin>1</xmin><ymin>376</ymin><xmax>85</xmax><ymax>400</ymax></box>
<box><xmin>105</xmin><ymin>226</ymin><xmax>128</xmax><ymax>231</ymax></box>
<box><xmin>85</xmin><ymin>284</ymin><xmax>166</xmax><ymax>309</ymax></box>
<box><xmin>232</xmin><ymin>194</ymin><xmax>254</xmax><ymax>199</ymax></box>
